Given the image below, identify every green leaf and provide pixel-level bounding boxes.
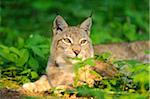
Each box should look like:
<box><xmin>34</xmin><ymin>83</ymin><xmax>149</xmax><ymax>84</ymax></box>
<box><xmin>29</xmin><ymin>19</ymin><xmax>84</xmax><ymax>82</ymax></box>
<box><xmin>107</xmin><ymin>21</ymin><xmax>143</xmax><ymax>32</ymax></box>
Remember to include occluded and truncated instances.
<box><xmin>84</xmin><ymin>58</ymin><xmax>96</xmax><ymax>66</ymax></box>
<box><xmin>28</xmin><ymin>56</ymin><xmax>39</xmax><ymax>71</ymax></box>
<box><xmin>77</xmin><ymin>85</ymin><xmax>104</xmax><ymax>99</ymax></box>
<box><xmin>101</xmin><ymin>52</ymin><xmax>111</xmax><ymax>60</ymax></box>
<box><xmin>16</xmin><ymin>49</ymin><xmax>29</xmax><ymax>66</ymax></box>
<box><xmin>74</xmin><ymin>62</ymin><xmax>84</xmax><ymax>72</ymax></box>
<box><xmin>95</xmin><ymin>52</ymin><xmax>111</xmax><ymax>61</ymax></box>
<box><xmin>0</xmin><ymin>44</ymin><xmax>8</xmax><ymax>49</ymax></box>
<box><xmin>89</xmin><ymin>70</ymin><xmax>101</xmax><ymax>77</ymax></box>
<box><xmin>132</xmin><ymin>71</ymin><xmax>149</xmax><ymax>84</ymax></box>
<box><xmin>30</xmin><ymin>46</ymin><xmax>45</xmax><ymax>58</ymax></box>
<box><xmin>20</xmin><ymin>69</ymin><xmax>31</xmax><ymax>75</ymax></box>
<box><xmin>144</xmin><ymin>50</ymin><xmax>150</xmax><ymax>54</ymax></box>
<box><xmin>9</xmin><ymin>47</ymin><xmax>20</xmax><ymax>56</ymax></box>
<box><xmin>25</xmin><ymin>34</ymin><xmax>50</xmax><ymax>59</ymax></box>
<box><xmin>20</xmin><ymin>76</ymin><xmax>31</xmax><ymax>84</ymax></box>
<box><xmin>31</xmin><ymin>71</ymin><xmax>39</xmax><ymax>79</ymax></box>
<box><xmin>8</xmin><ymin>53</ymin><xmax>18</xmax><ymax>62</ymax></box>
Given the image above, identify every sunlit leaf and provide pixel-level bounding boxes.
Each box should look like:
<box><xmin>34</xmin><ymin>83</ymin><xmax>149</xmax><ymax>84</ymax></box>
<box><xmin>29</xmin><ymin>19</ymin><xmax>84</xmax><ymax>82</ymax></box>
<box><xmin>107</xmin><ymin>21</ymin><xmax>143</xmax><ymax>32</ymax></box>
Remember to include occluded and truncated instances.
<box><xmin>31</xmin><ymin>71</ymin><xmax>39</xmax><ymax>79</ymax></box>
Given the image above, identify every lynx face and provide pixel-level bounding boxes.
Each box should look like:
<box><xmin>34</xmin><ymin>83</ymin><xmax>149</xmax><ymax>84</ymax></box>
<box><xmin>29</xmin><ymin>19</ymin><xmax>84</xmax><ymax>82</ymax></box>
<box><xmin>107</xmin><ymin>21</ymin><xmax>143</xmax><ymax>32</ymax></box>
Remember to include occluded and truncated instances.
<box><xmin>55</xmin><ymin>27</ymin><xmax>93</xmax><ymax>59</ymax></box>
<box><xmin>51</xmin><ymin>16</ymin><xmax>94</xmax><ymax>64</ymax></box>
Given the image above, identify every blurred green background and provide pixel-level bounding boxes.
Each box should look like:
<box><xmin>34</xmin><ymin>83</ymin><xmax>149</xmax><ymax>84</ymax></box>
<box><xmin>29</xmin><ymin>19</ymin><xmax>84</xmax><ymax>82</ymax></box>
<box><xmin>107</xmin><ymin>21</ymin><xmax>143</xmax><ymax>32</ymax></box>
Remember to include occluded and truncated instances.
<box><xmin>0</xmin><ymin>0</ymin><xmax>149</xmax><ymax>45</ymax></box>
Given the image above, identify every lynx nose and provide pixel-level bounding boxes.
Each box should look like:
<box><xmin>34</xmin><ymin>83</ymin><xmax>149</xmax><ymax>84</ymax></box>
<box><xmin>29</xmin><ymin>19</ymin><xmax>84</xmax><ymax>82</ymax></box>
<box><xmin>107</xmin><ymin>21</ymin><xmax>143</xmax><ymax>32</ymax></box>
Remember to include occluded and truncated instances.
<box><xmin>73</xmin><ymin>50</ymin><xmax>80</xmax><ymax>56</ymax></box>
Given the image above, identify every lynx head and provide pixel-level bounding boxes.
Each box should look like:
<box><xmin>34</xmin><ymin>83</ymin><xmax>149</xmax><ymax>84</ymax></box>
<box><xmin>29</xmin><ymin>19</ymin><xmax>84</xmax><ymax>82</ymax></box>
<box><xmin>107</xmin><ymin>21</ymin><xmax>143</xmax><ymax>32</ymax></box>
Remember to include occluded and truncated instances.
<box><xmin>51</xmin><ymin>15</ymin><xmax>94</xmax><ymax>64</ymax></box>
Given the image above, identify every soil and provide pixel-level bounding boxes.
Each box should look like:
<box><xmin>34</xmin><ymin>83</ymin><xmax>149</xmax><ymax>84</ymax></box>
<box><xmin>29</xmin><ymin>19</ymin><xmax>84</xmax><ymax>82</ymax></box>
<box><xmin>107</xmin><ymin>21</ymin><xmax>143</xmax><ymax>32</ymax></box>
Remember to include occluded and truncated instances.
<box><xmin>0</xmin><ymin>88</ymin><xmax>22</xmax><ymax>99</ymax></box>
<box><xmin>0</xmin><ymin>88</ymin><xmax>56</xmax><ymax>99</ymax></box>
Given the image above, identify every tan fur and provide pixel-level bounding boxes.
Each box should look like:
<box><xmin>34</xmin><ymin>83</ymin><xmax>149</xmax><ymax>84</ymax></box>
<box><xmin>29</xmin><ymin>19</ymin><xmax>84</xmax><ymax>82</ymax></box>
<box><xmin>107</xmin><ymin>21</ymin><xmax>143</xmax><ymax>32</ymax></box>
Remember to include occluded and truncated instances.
<box><xmin>22</xmin><ymin>15</ymin><xmax>94</xmax><ymax>92</ymax></box>
<box><xmin>94</xmin><ymin>41</ymin><xmax>150</xmax><ymax>62</ymax></box>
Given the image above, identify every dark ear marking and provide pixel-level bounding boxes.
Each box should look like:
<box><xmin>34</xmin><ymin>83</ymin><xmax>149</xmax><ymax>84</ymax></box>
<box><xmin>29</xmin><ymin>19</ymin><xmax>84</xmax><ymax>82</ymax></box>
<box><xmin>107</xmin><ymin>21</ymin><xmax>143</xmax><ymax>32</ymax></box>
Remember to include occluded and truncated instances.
<box><xmin>56</xmin><ymin>21</ymin><xmax>63</xmax><ymax>31</ymax></box>
<box><xmin>57</xmin><ymin>27</ymin><xmax>63</xmax><ymax>31</ymax></box>
<box><xmin>53</xmin><ymin>15</ymin><xmax>68</xmax><ymax>35</ymax></box>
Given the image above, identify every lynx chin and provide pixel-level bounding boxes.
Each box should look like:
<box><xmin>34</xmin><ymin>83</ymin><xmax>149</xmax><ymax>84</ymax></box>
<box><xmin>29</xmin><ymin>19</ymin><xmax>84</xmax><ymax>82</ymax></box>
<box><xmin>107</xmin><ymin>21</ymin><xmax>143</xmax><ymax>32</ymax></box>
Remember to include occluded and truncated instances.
<box><xmin>22</xmin><ymin>15</ymin><xmax>94</xmax><ymax>92</ymax></box>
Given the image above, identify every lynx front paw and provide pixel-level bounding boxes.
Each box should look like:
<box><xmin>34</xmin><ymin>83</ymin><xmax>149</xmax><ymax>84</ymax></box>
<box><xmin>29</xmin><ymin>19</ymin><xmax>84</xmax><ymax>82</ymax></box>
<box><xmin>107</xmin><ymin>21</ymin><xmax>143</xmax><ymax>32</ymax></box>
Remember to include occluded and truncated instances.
<box><xmin>22</xmin><ymin>82</ymin><xmax>38</xmax><ymax>92</ymax></box>
<box><xmin>22</xmin><ymin>75</ymin><xmax>51</xmax><ymax>92</ymax></box>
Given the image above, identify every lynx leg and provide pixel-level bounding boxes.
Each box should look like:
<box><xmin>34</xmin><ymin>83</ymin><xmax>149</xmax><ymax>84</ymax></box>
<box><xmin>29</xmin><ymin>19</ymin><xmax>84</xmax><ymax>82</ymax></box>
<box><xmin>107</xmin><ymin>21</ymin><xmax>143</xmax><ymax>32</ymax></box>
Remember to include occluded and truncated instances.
<box><xmin>46</xmin><ymin>65</ymin><xmax>74</xmax><ymax>87</ymax></box>
<box><xmin>22</xmin><ymin>75</ymin><xmax>51</xmax><ymax>92</ymax></box>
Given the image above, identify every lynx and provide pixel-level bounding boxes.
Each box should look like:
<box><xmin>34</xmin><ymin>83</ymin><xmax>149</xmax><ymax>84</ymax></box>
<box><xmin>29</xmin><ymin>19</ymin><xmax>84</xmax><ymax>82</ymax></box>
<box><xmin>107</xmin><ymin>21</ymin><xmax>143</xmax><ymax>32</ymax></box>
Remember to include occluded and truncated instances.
<box><xmin>22</xmin><ymin>15</ymin><xmax>149</xmax><ymax>93</ymax></box>
<box><xmin>22</xmin><ymin>15</ymin><xmax>95</xmax><ymax>92</ymax></box>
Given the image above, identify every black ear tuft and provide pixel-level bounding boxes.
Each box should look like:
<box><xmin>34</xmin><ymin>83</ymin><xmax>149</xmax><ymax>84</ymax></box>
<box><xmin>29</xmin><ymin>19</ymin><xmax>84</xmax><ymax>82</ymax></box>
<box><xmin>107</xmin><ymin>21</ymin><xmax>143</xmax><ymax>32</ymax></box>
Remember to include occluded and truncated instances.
<box><xmin>89</xmin><ymin>10</ymin><xmax>93</xmax><ymax>17</ymax></box>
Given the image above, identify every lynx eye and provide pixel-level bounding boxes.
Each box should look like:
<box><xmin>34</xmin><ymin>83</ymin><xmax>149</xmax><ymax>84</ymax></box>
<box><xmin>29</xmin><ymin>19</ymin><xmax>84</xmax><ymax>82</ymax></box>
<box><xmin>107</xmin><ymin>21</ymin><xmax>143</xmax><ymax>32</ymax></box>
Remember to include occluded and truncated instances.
<box><xmin>62</xmin><ymin>38</ymin><xmax>72</xmax><ymax>44</ymax></box>
<box><xmin>80</xmin><ymin>39</ymin><xmax>87</xmax><ymax>45</ymax></box>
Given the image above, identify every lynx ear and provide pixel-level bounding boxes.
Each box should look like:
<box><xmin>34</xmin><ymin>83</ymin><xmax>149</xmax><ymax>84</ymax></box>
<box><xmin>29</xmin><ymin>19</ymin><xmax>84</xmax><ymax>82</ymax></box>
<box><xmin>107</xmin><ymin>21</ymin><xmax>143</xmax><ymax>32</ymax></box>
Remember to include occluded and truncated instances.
<box><xmin>80</xmin><ymin>17</ymin><xmax>92</xmax><ymax>35</ymax></box>
<box><xmin>53</xmin><ymin>15</ymin><xmax>68</xmax><ymax>35</ymax></box>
